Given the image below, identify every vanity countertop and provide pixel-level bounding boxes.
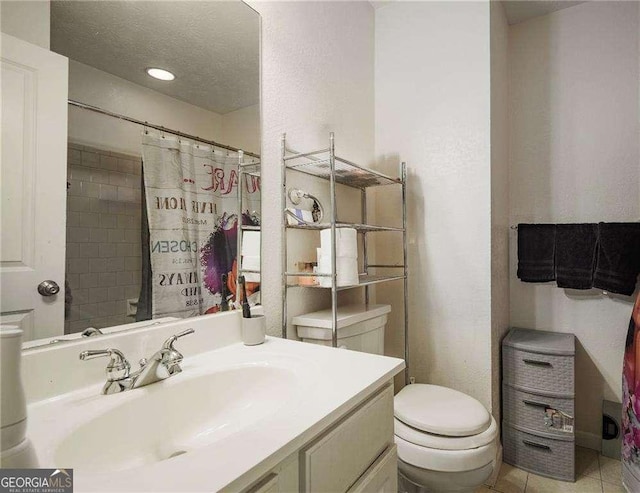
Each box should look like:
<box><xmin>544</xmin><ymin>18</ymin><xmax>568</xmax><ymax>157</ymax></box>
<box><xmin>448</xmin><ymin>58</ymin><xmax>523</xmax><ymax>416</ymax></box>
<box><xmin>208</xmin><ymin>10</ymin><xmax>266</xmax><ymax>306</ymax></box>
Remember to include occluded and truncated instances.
<box><xmin>25</xmin><ymin>321</ymin><xmax>404</xmax><ymax>492</ymax></box>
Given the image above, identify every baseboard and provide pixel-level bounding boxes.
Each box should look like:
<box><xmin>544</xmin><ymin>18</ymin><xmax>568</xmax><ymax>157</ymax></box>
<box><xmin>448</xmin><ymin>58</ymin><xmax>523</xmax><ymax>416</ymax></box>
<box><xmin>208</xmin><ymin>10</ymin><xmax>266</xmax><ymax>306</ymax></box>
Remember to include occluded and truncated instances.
<box><xmin>485</xmin><ymin>444</ymin><xmax>503</xmax><ymax>488</ymax></box>
<box><xmin>576</xmin><ymin>430</ymin><xmax>601</xmax><ymax>452</ymax></box>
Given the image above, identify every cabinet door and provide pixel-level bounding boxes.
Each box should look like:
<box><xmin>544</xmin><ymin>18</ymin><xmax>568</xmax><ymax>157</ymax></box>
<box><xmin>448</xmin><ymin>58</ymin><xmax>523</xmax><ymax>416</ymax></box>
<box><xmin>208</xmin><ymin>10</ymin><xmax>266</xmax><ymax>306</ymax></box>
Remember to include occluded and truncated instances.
<box><xmin>348</xmin><ymin>445</ymin><xmax>398</xmax><ymax>493</ymax></box>
<box><xmin>302</xmin><ymin>384</ymin><xmax>394</xmax><ymax>492</ymax></box>
<box><xmin>246</xmin><ymin>473</ymin><xmax>279</xmax><ymax>493</ymax></box>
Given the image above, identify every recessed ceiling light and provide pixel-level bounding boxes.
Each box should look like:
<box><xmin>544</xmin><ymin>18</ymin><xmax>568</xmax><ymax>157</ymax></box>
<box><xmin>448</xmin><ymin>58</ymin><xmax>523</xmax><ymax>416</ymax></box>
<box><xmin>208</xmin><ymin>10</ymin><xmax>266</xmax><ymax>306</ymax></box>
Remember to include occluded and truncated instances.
<box><xmin>146</xmin><ymin>68</ymin><xmax>175</xmax><ymax>81</ymax></box>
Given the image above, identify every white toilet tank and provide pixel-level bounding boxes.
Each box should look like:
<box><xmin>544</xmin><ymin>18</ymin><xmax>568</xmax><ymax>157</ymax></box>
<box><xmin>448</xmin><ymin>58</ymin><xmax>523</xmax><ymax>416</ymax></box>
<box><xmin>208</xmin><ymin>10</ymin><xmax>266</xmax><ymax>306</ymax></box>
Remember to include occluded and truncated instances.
<box><xmin>292</xmin><ymin>304</ymin><xmax>390</xmax><ymax>355</ymax></box>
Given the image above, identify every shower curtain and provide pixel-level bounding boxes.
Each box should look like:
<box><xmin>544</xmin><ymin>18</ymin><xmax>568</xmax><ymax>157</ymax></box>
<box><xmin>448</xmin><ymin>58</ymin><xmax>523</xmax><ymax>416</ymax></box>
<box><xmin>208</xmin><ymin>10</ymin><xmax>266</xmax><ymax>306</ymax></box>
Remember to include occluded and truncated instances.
<box><xmin>139</xmin><ymin>132</ymin><xmax>260</xmax><ymax>319</ymax></box>
<box><xmin>622</xmin><ymin>291</ymin><xmax>640</xmax><ymax>491</ymax></box>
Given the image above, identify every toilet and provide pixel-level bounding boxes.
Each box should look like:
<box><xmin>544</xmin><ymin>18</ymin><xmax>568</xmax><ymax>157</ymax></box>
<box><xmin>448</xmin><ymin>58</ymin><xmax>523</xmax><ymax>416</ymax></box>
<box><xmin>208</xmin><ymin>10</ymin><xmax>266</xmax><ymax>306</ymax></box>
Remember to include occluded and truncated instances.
<box><xmin>394</xmin><ymin>384</ymin><xmax>498</xmax><ymax>493</ymax></box>
<box><xmin>293</xmin><ymin>304</ymin><xmax>499</xmax><ymax>493</ymax></box>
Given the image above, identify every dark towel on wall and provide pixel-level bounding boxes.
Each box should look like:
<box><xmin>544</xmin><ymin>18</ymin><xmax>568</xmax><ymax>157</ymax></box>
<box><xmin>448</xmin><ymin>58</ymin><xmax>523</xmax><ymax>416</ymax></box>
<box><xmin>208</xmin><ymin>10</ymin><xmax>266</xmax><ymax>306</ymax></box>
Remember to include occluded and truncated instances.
<box><xmin>517</xmin><ymin>224</ymin><xmax>557</xmax><ymax>282</ymax></box>
<box><xmin>555</xmin><ymin>223</ymin><xmax>598</xmax><ymax>289</ymax></box>
<box><xmin>593</xmin><ymin>223</ymin><xmax>640</xmax><ymax>296</ymax></box>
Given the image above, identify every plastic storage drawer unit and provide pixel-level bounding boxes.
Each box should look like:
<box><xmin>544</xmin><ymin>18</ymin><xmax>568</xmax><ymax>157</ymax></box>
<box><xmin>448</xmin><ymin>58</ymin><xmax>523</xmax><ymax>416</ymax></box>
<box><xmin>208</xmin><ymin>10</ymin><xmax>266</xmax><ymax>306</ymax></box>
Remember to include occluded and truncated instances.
<box><xmin>502</xmin><ymin>327</ymin><xmax>576</xmax><ymax>482</ymax></box>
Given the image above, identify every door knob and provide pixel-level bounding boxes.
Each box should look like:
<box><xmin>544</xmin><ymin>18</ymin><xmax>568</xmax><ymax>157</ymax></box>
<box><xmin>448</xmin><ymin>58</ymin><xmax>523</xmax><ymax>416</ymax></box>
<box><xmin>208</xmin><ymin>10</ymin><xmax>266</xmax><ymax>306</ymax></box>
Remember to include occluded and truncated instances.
<box><xmin>38</xmin><ymin>280</ymin><xmax>60</xmax><ymax>297</ymax></box>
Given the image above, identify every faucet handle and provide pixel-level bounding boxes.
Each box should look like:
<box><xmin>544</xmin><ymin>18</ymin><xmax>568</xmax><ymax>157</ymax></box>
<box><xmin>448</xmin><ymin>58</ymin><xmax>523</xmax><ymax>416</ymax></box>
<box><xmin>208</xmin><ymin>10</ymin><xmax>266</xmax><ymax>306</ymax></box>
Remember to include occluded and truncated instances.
<box><xmin>159</xmin><ymin>328</ymin><xmax>194</xmax><ymax>375</ymax></box>
<box><xmin>161</xmin><ymin>328</ymin><xmax>195</xmax><ymax>351</ymax></box>
<box><xmin>79</xmin><ymin>348</ymin><xmax>131</xmax><ymax>381</ymax></box>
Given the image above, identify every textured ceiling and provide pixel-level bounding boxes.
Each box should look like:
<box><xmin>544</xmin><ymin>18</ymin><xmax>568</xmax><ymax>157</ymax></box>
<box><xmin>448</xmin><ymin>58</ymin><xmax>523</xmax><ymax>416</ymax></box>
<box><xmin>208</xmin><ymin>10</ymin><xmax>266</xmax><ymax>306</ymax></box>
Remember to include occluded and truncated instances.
<box><xmin>51</xmin><ymin>1</ymin><xmax>259</xmax><ymax>114</ymax></box>
<box><xmin>502</xmin><ymin>1</ymin><xmax>586</xmax><ymax>25</ymax></box>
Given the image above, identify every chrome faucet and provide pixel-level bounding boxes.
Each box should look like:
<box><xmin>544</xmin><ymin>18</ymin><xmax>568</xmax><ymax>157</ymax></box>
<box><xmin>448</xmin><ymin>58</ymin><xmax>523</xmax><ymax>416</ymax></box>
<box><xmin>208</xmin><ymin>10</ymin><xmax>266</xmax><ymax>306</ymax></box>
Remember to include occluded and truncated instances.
<box><xmin>79</xmin><ymin>328</ymin><xmax>195</xmax><ymax>395</ymax></box>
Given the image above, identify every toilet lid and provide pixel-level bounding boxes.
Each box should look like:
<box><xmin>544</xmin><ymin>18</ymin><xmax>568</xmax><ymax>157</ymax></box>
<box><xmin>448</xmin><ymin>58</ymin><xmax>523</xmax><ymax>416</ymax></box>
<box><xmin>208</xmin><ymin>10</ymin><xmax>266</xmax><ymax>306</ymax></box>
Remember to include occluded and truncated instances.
<box><xmin>395</xmin><ymin>416</ymin><xmax>498</xmax><ymax>451</ymax></box>
<box><xmin>394</xmin><ymin>384</ymin><xmax>491</xmax><ymax>437</ymax></box>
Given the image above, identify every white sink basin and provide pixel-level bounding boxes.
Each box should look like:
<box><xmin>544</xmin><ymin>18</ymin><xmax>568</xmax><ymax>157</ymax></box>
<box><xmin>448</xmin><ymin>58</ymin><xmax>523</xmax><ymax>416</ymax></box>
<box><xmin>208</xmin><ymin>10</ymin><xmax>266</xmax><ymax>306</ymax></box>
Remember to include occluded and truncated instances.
<box><xmin>25</xmin><ymin>329</ymin><xmax>403</xmax><ymax>492</ymax></box>
<box><xmin>53</xmin><ymin>364</ymin><xmax>301</xmax><ymax>472</ymax></box>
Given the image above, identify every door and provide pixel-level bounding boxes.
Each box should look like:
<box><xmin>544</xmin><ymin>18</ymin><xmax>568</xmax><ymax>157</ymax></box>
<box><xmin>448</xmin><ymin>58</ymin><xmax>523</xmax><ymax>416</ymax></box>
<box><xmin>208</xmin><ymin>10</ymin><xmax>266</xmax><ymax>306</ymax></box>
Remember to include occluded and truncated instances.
<box><xmin>1</xmin><ymin>33</ymin><xmax>68</xmax><ymax>341</ymax></box>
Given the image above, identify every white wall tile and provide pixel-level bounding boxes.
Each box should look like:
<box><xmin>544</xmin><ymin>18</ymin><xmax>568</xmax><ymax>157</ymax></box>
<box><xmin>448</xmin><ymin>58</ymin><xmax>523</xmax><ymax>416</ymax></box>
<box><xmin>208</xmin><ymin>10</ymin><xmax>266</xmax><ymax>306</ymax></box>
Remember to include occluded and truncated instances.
<box><xmin>106</xmin><ymin>257</ymin><xmax>124</xmax><ymax>272</ymax></box>
<box><xmin>117</xmin><ymin>186</ymin><xmax>135</xmax><ymax>202</ymax></box>
<box><xmin>109</xmin><ymin>172</ymin><xmax>128</xmax><ymax>187</ymax></box>
<box><xmin>89</xmin><ymin>228</ymin><xmax>109</xmax><ymax>243</ymax></box>
<box><xmin>98</xmin><ymin>243</ymin><xmax>117</xmax><ymax>258</ymax></box>
<box><xmin>107</xmin><ymin>229</ymin><xmax>125</xmax><ymax>243</ymax></box>
<box><xmin>88</xmin><ymin>287</ymin><xmax>109</xmax><ymax>303</ymax></box>
<box><xmin>78</xmin><ymin>273</ymin><xmax>99</xmax><ymax>289</ymax></box>
<box><xmin>66</xmin><ymin>144</ymin><xmax>144</xmax><ymax>326</ymax></box>
<box><xmin>68</xmin><ymin>227</ymin><xmax>90</xmax><ymax>243</ymax></box>
<box><xmin>80</xmin><ymin>182</ymin><xmax>100</xmax><ymax>198</ymax></box>
<box><xmin>116</xmin><ymin>271</ymin><xmax>133</xmax><ymax>286</ymax></box>
<box><xmin>67</xmin><ymin>258</ymin><xmax>88</xmax><ymax>274</ymax></box>
<box><xmin>78</xmin><ymin>212</ymin><xmax>100</xmax><ymax>228</ymax></box>
<box><xmin>117</xmin><ymin>215</ymin><xmax>135</xmax><ymax>229</ymax></box>
<box><xmin>124</xmin><ymin>256</ymin><xmax>141</xmax><ymax>272</ymax></box>
<box><xmin>66</xmin><ymin>243</ymin><xmax>79</xmax><ymax>258</ymax></box>
<box><xmin>81</xmin><ymin>151</ymin><xmax>99</xmax><ymax>167</ymax></box>
<box><xmin>79</xmin><ymin>243</ymin><xmax>100</xmax><ymax>258</ymax></box>
<box><xmin>89</xmin><ymin>168</ymin><xmax>110</xmax><ymax>185</ymax></box>
<box><xmin>89</xmin><ymin>258</ymin><xmax>107</xmax><ymax>273</ymax></box>
<box><xmin>99</xmin><ymin>155</ymin><xmax>118</xmax><ymax>171</ymax></box>
<box><xmin>99</xmin><ymin>184</ymin><xmax>117</xmax><ymax>200</ymax></box>
<box><xmin>98</xmin><ymin>272</ymin><xmax>117</xmax><ymax>287</ymax></box>
<box><xmin>68</xmin><ymin>196</ymin><xmax>91</xmax><ymax>212</ymax></box>
<box><xmin>100</xmin><ymin>214</ymin><xmax>117</xmax><ymax>229</ymax></box>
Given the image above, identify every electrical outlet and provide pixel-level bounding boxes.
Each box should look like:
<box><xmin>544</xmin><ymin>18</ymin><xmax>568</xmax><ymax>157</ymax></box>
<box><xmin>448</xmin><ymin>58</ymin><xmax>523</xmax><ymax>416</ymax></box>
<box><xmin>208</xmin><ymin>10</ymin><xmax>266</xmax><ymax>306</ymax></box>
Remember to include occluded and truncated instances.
<box><xmin>409</xmin><ymin>376</ymin><xmax>416</xmax><ymax>384</ymax></box>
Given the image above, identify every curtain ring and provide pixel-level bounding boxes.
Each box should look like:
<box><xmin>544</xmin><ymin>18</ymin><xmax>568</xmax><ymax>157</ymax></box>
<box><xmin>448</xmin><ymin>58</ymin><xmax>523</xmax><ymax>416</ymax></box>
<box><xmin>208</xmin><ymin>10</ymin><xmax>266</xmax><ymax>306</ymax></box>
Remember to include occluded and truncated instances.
<box><xmin>160</xmin><ymin>126</ymin><xmax>165</xmax><ymax>139</ymax></box>
<box><xmin>143</xmin><ymin>122</ymin><xmax>148</xmax><ymax>135</ymax></box>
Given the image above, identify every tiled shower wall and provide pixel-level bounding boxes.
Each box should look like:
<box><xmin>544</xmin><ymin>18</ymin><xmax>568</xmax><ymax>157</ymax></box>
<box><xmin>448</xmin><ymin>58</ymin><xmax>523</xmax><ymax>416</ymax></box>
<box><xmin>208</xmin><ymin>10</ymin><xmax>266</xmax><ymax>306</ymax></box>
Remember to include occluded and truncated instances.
<box><xmin>65</xmin><ymin>143</ymin><xmax>143</xmax><ymax>333</ymax></box>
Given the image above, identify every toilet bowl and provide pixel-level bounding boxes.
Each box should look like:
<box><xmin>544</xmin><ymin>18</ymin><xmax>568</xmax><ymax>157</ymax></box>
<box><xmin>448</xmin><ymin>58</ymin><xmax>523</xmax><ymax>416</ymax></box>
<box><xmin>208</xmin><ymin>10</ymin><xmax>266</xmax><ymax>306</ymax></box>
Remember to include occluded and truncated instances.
<box><xmin>292</xmin><ymin>305</ymin><xmax>499</xmax><ymax>492</ymax></box>
<box><xmin>394</xmin><ymin>384</ymin><xmax>498</xmax><ymax>493</ymax></box>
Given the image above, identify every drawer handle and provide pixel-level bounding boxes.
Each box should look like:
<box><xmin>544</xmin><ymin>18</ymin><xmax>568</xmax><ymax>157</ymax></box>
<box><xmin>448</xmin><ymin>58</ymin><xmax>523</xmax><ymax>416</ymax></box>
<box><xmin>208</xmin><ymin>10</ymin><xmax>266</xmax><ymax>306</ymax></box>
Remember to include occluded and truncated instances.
<box><xmin>523</xmin><ymin>399</ymin><xmax>550</xmax><ymax>409</ymax></box>
<box><xmin>523</xmin><ymin>358</ymin><xmax>552</xmax><ymax>367</ymax></box>
<box><xmin>523</xmin><ymin>439</ymin><xmax>551</xmax><ymax>451</ymax></box>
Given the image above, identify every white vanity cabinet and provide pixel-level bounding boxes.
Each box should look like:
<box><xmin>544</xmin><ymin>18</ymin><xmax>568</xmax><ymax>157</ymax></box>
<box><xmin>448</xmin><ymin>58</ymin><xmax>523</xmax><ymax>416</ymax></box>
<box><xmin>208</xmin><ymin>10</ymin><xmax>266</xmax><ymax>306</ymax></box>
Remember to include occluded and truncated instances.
<box><xmin>237</xmin><ymin>382</ymin><xmax>396</xmax><ymax>493</ymax></box>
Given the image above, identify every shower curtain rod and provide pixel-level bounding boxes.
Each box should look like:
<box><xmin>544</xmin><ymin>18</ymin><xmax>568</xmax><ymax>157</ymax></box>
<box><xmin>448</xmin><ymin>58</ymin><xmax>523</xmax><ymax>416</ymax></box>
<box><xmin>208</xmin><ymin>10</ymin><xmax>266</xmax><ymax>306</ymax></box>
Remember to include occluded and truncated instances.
<box><xmin>68</xmin><ymin>99</ymin><xmax>260</xmax><ymax>159</ymax></box>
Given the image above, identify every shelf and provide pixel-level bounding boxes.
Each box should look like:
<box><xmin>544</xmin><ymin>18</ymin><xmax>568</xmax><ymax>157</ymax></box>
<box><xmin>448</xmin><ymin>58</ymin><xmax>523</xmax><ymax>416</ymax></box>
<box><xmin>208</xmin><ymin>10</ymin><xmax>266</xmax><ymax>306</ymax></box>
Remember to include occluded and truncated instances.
<box><xmin>285</xmin><ymin>155</ymin><xmax>402</xmax><ymax>189</ymax></box>
<box><xmin>241</xmin><ymin>225</ymin><xmax>261</xmax><ymax>231</ymax></box>
<box><xmin>286</xmin><ymin>274</ymin><xmax>405</xmax><ymax>291</ymax></box>
<box><xmin>286</xmin><ymin>222</ymin><xmax>404</xmax><ymax>233</ymax></box>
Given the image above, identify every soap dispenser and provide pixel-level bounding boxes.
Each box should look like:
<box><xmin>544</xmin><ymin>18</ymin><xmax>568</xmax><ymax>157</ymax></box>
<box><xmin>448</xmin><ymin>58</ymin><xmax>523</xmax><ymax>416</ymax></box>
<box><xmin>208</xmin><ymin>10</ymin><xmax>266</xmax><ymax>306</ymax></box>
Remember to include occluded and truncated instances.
<box><xmin>0</xmin><ymin>326</ymin><xmax>38</xmax><ymax>467</ymax></box>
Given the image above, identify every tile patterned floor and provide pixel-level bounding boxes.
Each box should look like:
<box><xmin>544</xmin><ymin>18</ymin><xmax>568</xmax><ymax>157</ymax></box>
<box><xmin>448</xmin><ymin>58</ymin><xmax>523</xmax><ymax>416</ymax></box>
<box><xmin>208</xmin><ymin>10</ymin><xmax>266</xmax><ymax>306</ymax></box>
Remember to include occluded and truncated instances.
<box><xmin>475</xmin><ymin>447</ymin><xmax>623</xmax><ymax>493</ymax></box>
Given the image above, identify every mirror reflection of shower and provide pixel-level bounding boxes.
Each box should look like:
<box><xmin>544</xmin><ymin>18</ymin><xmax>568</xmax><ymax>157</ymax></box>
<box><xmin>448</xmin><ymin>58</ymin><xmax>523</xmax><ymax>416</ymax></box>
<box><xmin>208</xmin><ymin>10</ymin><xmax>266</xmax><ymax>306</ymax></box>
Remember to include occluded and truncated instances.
<box><xmin>51</xmin><ymin>0</ymin><xmax>260</xmax><ymax>339</ymax></box>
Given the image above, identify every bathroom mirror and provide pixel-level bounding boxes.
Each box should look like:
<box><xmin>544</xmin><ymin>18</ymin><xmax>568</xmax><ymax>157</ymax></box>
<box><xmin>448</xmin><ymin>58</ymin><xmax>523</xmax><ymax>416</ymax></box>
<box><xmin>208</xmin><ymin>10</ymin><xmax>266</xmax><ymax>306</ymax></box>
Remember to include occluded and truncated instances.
<box><xmin>0</xmin><ymin>0</ymin><xmax>260</xmax><ymax>345</ymax></box>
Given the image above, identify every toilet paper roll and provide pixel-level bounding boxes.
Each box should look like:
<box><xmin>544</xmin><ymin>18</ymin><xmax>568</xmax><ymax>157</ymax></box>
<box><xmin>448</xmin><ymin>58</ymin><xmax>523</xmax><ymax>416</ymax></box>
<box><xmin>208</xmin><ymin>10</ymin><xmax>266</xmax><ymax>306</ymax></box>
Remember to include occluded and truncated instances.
<box><xmin>1</xmin><ymin>326</ymin><xmax>26</xmax><ymax>450</ymax></box>
<box><xmin>318</xmin><ymin>256</ymin><xmax>359</xmax><ymax>287</ymax></box>
<box><xmin>241</xmin><ymin>231</ymin><xmax>261</xmax><ymax>257</ymax></box>
<box><xmin>320</xmin><ymin>228</ymin><xmax>357</xmax><ymax>259</ymax></box>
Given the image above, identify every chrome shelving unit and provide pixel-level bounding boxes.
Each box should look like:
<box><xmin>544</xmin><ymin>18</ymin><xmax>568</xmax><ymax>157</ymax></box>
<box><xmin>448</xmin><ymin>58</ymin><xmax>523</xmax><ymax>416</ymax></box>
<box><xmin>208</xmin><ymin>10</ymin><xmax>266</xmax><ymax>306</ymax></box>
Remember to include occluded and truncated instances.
<box><xmin>281</xmin><ymin>132</ymin><xmax>409</xmax><ymax>384</ymax></box>
<box><xmin>236</xmin><ymin>151</ymin><xmax>261</xmax><ymax>299</ymax></box>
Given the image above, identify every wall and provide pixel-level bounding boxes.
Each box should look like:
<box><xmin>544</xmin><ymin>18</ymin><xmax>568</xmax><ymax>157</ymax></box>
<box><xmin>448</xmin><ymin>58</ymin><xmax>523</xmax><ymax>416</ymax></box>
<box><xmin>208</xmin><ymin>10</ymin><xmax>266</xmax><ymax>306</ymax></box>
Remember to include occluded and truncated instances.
<box><xmin>68</xmin><ymin>60</ymin><xmax>223</xmax><ymax>157</ymax></box>
<box><xmin>0</xmin><ymin>0</ymin><xmax>50</xmax><ymax>49</ymax></box>
<box><xmin>490</xmin><ymin>1</ymin><xmax>510</xmax><ymax>427</ymax></box>
<box><xmin>65</xmin><ymin>143</ymin><xmax>142</xmax><ymax>333</ymax></box>
<box><xmin>509</xmin><ymin>1</ymin><xmax>640</xmax><ymax>446</ymax></box>
<box><xmin>374</xmin><ymin>2</ymin><xmax>493</xmax><ymax>408</ymax></box>
<box><xmin>221</xmin><ymin>104</ymin><xmax>261</xmax><ymax>155</ymax></box>
<box><xmin>248</xmin><ymin>1</ymin><xmax>375</xmax><ymax>338</ymax></box>
<box><xmin>69</xmin><ymin>58</ymin><xmax>260</xmax><ymax>156</ymax></box>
